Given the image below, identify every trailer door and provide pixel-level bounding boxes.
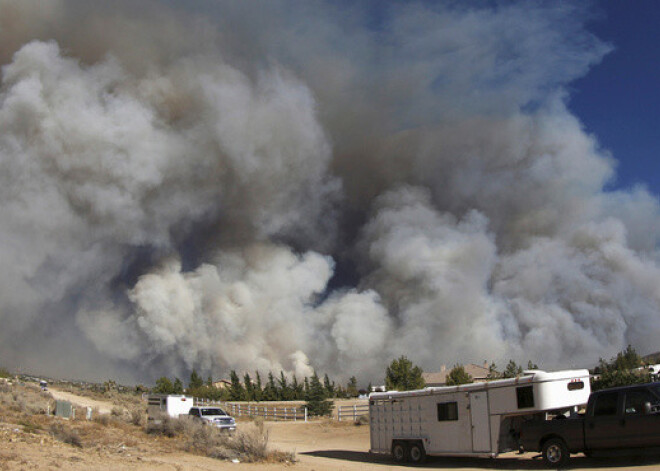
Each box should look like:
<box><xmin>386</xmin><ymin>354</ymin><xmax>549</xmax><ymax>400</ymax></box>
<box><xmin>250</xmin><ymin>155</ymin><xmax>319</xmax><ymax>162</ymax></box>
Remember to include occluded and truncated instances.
<box><xmin>469</xmin><ymin>392</ymin><xmax>490</xmax><ymax>452</ymax></box>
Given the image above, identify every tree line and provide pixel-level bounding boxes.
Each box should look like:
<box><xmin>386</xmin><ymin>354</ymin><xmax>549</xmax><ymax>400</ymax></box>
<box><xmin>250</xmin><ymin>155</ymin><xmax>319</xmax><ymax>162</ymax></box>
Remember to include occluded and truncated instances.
<box><xmin>150</xmin><ymin>345</ymin><xmax>655</xmax><ymax>415</ymax></box>
<box><xmin>153</xmin><ymin>369</ymin><xmax>366</xmax><ymax>403</ymax></box>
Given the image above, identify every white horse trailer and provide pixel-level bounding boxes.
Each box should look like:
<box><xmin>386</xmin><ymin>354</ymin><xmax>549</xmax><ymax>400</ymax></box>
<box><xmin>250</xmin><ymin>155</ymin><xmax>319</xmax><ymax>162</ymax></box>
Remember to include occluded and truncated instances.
<box><xmin>147</xmin><ymin>394</ymin><xmax>194</xmax><ymax>427</ymax></box>
<box><xmin>369</xmin><ymin>369</ymin><xmax>590</xmax><ymax>464</ymax></box>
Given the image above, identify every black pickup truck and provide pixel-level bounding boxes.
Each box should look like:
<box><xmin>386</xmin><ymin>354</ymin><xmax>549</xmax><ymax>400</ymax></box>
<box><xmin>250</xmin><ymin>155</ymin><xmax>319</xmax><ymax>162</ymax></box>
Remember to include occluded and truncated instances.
<box><xmin>520</xmin><ymin>382</ymin><xmax>660</xmax><ymax>467</ymax></box>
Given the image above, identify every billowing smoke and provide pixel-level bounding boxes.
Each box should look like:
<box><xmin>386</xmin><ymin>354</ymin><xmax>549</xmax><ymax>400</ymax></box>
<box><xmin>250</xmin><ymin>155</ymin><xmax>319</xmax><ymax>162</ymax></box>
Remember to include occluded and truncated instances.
<box><xmin>1</xmin><ymin>0</ymin><xmax>659</xmax><ymax>383</ymax></box>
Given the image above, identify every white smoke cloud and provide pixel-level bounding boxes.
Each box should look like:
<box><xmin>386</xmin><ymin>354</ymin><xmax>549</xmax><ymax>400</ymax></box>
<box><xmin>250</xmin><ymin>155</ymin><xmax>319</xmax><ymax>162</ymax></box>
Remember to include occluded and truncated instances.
<box><xmin>0</xmin><ymin>0</ymin><xmax>658</xmax><ymax>384</ymax></box>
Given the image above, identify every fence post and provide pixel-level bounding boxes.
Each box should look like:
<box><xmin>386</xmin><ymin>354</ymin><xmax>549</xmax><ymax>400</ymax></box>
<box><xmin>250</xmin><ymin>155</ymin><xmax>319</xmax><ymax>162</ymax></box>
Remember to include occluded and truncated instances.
<box><xmin>304</xmin><ymin>406</ymin><xmax>308</xmax><ymax>422</ymax></box>
<box><xmin>353</xmin><ymin>405</ymin><xmax>357</xmax><ymax>421</ymax></box>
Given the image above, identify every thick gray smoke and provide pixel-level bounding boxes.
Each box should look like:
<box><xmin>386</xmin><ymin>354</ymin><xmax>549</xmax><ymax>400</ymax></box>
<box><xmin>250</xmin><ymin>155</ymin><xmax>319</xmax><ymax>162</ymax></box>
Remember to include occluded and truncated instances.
<box><xmin>1</xmin><ymin>0</ymin><xmax>659</xmax><ymax>383</ymax></box>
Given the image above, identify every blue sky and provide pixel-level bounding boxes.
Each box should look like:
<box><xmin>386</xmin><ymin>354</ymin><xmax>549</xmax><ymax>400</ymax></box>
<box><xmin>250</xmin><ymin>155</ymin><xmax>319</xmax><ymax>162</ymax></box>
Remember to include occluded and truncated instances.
<box><xmin>569</xmin><ymin>1</ymin><xmax>660</xmax><ymax>193</ymax></box>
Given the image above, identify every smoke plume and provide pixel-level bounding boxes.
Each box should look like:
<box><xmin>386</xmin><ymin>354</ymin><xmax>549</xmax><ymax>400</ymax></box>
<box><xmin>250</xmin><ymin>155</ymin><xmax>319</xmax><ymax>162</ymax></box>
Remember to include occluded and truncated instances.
<box><xmin>1</xmin><ymin>0</ymin><xmax>658</xmax><ymax>383</ymax></box>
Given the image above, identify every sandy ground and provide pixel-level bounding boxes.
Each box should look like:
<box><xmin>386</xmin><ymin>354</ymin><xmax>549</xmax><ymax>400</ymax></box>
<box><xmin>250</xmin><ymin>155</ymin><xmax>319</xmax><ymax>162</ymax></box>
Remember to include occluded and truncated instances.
<box><xmin>3</xmin><ymin>389</ymin><xmax>660</xmax><ymax>470</ymax></box>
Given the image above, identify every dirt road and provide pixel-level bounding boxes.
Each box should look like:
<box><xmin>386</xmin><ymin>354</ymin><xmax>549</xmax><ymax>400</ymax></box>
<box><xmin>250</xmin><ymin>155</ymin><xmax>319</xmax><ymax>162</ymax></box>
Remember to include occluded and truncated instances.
<box><xmin>49</xmin><ymin>388</ymin><xmax>117</xmax><ymax>414</ymax></box>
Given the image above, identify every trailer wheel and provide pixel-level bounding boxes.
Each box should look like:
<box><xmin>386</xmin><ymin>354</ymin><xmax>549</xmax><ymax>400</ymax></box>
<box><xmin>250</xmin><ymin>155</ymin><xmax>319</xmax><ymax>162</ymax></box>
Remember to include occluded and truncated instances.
<box><xmin>409</xmin><ymin>441</ymin><xmax>427</xmax><ymax>464</ymax></box>
<box><xmin>392</xmin><ymin>441</ymin><xmax>408</xmax><ymax>463</ymax></box>
<box><xmin>542</xmin><ymin>438</ymin><xmax>569</xmax><ymax>468</ymax></box>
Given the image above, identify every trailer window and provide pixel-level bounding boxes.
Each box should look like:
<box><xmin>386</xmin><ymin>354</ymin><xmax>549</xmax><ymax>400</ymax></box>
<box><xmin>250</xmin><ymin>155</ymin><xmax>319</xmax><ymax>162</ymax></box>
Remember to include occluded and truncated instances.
<box><xmin>516</xmin><ymin>386</ymin><xmax>535</xmax><ymax>409</ymax></box>
<box><xmin>567</xmin><ymin>381</ymin><xmax>584</xmax><ymax>391</ymax></box>
<box><xmin>437</xmin><ymin>402</ymin><xmax>458</xmax><ymax>421</ymax></box>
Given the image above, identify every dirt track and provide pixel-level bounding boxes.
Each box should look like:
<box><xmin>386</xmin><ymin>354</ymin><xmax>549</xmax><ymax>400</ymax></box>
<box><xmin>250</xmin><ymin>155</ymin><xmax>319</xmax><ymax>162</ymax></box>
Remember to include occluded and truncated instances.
<box><xmin>49</xmin><ymin>388</ymin><xmax>117</xmax><ymax>415</ymax></box>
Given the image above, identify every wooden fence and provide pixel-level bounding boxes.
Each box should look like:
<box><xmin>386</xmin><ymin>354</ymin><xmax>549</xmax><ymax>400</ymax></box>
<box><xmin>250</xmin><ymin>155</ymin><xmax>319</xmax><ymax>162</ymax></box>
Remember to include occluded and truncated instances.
<box><xmin>193</xmin><ymin>398</ymin><xmax>307</xmax><ymax>422</ymax></box>
<box><xmin>336</xmin><ymin>403</ymin><xmax>370</xmax><ymax>421</ymax></box>
<box><xmin>189</xmin><ymin>397</ymin><xmax>370</xmax><ymax>422</ymax></box>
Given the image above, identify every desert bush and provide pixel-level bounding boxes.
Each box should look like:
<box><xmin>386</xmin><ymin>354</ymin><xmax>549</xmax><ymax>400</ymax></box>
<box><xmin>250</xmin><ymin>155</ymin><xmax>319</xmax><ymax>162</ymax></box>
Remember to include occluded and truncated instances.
<box><xmin>354</xmin><ymin>414</ymin><xmax>369</xmax><ymax>426</ymax></box>
<box><xmin>148</xmin><ymin>415</ymin><xmax>292</xmax><ymax>463</ymax></box>
<box><xmin>129</xmin><ymin>408</ymin><xmax>144</xmax><ymax>426</ymax></box>
<box><xmin>111</xmin><ymin>406</ymin><xmax>123</xmax><ymax>417</ymax></box>
<box><xmin>18</xmin><ymin>418</ymin><xmax>42</xmax><ymax>433</ymax></box>
<box><xmin>145</xmin><ymin>412</ymin><xmax>185</xmax><ymax>437</ymax></box>
<box><xmin>50</xmin><ymin>423</ymin><xmax>82</xmax><ymax>448</ymax></box>
<box><xmin>94</xmin><ymin>413</ymin><xmax>111</xmax><ymax>426</ymax></box>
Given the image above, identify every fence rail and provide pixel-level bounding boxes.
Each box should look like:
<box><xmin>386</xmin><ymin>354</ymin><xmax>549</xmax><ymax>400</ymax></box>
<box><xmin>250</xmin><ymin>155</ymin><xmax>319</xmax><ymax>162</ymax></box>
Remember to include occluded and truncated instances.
<box><xmin>336</xmin><ymin>404</ymin><xmax>370</xmax><ymax>421</ymax></box>
<box><xmin>184</xmin><ymin>397</ymin><xmax>371</xmax><ymax>422</ymax></box>
<box><xmin>193</xmin><ymin>398</ymin><xmax>308</xmax><ymax>422</ymax></box>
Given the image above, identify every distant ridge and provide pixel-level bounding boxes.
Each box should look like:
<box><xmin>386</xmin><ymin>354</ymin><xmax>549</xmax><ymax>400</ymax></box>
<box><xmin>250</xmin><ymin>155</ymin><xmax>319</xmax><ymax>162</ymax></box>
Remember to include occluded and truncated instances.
<box><xmin>642</xmin><ymin>351</ymin><xmax>660</xmax><ymax>364</ymax></box>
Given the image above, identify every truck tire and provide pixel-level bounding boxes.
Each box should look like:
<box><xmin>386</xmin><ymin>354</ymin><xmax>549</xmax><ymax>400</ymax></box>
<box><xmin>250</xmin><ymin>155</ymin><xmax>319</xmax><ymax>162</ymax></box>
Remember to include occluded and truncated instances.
<box><xmin>409</xmin><ymin>441</ymin><xmax>427</xmax><ymax>464</ymax></box>
<box><xmin>392</xmin><ymin>441</ymin><xmax>408</xmax><ymax>463</ymax></box>
<box><xmin>542</xmin><ymin>438</ymin><xmax>569</xmax><ymax>468</ymax></box>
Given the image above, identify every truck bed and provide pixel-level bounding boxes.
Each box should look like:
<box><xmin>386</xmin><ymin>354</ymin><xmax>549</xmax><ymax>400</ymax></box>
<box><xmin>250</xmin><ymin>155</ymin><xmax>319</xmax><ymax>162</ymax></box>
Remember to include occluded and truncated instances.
<box><xmin>520</xmin><ymin>416</ymin><xmax>585</xmax><ymax>453</ymax></box>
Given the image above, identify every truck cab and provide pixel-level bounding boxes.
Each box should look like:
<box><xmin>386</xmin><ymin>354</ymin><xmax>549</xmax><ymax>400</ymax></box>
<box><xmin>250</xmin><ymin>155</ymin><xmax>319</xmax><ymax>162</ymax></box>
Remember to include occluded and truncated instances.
<box><xmin>584</xmin><ymin>383</ymin><xmax>660</xmax><ymax>451</ymax></box>
<box><xmin>187</xmin><ymin>406</ymin><xmax>237</xmax><ymax>432</ymax></box>
<box><xmin>520</xmin><ymin>382</ymin><xmax>660</xmax><ymax>467</ymax></box>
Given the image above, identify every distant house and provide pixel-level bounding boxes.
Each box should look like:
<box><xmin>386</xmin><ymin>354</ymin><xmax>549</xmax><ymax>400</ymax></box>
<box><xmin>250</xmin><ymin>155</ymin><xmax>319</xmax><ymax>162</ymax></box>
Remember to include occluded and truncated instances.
<box><xmin>422</xmin><ymin>362</ymin><xmax>491</xmax><ymax>387</ymax></box>
<box><xmin>212</xmin><ymin>379</ymin><xmax>232</xmax><ymax>390</ymax></box>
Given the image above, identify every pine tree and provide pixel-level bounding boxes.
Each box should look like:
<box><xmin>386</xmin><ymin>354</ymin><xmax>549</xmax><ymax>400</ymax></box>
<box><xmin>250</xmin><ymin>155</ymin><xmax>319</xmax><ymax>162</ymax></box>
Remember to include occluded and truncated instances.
<box><xmin>189</xmin><ymin>368</ymin><xmax>204</xmax><ymax>390</ymax></box>
<box><xmin>445</xmin><ymin>365</ymin><xmax>473</xmax><ymax>385</ymax></box>
<box><xmin>263</xmin><ymin>372</ymin><xmax>278</xmax><ymax>401</ymax></box>
<box><xmin>385</xmin><ymin>356</ymin><xmax>425</xmax><ymax>391</ymax></box>
<box><xmin>172</xmin><ymin>378</ymin><xmax>184</xmax><ymax>394</ymax></box>
<box><xmin>503</xmin><ymin>360</ymin><xmax>523</xmax><ymax>378</ymax></box>
<box><xmin>592</xmin><ymin>345</ymin><xmax>649</xmax><ymax>391</ymax></box>
<box><xmin>306</xmin><ymin>372</ymin><xmax>333</xmax><ymax>417</ymax></box>
<box><xmin>254</xmin><ymin>372</ymin><xmax>263</xmax><ymax>401</ymax></box>
<box><xmin>323</xmin><ymin>373</ymin><xmax>335</xmax><ymax>398</ymax></box>
<box><xmin>153</xmin><ymin>376</ymin><xmax>174</xmax><ymax>394</ymax></box>
<box><xmin>487</xmin><ymin>362</ymin><xmax>501</xmax><ymax>379</ymax></box>
<box><xmin>206</xmin><ymin>375</ymin><xmax>213</xmax><ymax>387</ymax></box>
<box><xmin>346</xmin><ymin>376</ymin><xmax>358</xmax><ymax>397</ymax></box>
<box><xmin>229</xmin><ymin>370</ymin><xmax>245</xmax><ymax>401</ymax></box>
<box><xmin>291</xmin><ymin>374</ymin><xmax>304</xmax><ymax>400</ymax></box>
<box><xmin>244</xmin><ymin>373</ymin><xmax>254</xmax><ymax>401</ymax></box>
<box><xmin>278</xmin><ymin>371</ymin><xmax>292</xmax><ymax>401</ymax></box>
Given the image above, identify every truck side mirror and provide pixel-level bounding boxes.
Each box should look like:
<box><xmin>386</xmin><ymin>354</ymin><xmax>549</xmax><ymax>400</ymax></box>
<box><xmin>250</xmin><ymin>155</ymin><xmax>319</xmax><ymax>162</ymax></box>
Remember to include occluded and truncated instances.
<box><xmin>643</xmin><ymin>402</ymin><xmax>652</xmax><ymax>414</ymax></box>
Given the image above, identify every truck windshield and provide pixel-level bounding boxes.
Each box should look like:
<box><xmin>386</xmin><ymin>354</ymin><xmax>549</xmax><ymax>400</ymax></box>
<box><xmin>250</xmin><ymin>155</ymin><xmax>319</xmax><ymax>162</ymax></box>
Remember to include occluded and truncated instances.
<box><xmin>201</xmin><ymin>408</ymin><xmax>227</xmax><ymax>416</ymax></box>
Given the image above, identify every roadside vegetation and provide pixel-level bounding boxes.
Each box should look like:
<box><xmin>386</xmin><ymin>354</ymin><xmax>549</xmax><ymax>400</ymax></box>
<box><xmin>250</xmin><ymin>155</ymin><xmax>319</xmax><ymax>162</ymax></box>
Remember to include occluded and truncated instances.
<box><xmin>0</xmin><ymin>379</ymin><xmax>293</xmax><ymax>464</ymax></box>
<box><xmin>148</xmin><ymin>414</ymin><xmax>294</xmax><ymax>463</ymax></box>
<box><xmin>591</xmin><ymin>345</ymin><xmax>652</xmax><ymax>390</ymax></box>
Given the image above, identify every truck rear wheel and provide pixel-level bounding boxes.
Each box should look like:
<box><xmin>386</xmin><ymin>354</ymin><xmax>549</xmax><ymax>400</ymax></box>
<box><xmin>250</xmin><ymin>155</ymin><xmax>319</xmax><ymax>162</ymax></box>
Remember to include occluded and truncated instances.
<box><xmin>409</xmin><ymin>441</ymin><xmax>427</xmax><ymax>464</ymax></box>
<box><xmin>542</xmin><ymin>438</ymin><xmax>569</xmax><ymax>468</ymax></box>
<box><xmin>392</xmin><ymin>441</ymin><xmax>408</xmax><ymax>463</ymax></box>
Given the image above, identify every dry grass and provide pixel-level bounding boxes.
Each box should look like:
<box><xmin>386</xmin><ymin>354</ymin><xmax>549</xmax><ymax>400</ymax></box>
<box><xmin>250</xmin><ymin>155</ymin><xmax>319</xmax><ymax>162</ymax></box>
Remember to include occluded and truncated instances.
<box><xmin>49</xmin><ymin>422</ymin><xmax>83</xmax><ymax>447</ymax></box>
<box><xmin>355</xmin><ymin>414</ymin><xmax>369</xmax><ymax>426</ymax></box>
<box><xmin>148</xmin><ymin>415</ymin><xmax>294</xmax><ymax>463</ymax></box>
<box><xmin>0</xmin><ymin>382</ymin><xmax>294</xmax><ymax>464</ymax></box>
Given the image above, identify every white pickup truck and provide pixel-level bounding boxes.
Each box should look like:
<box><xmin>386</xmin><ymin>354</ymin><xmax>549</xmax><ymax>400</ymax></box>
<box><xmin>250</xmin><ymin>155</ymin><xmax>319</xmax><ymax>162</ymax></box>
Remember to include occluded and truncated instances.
<box><xmin>187</xmin><ymin>406</ymin><xmax>237</xmax><ymax>432</ymax></box>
